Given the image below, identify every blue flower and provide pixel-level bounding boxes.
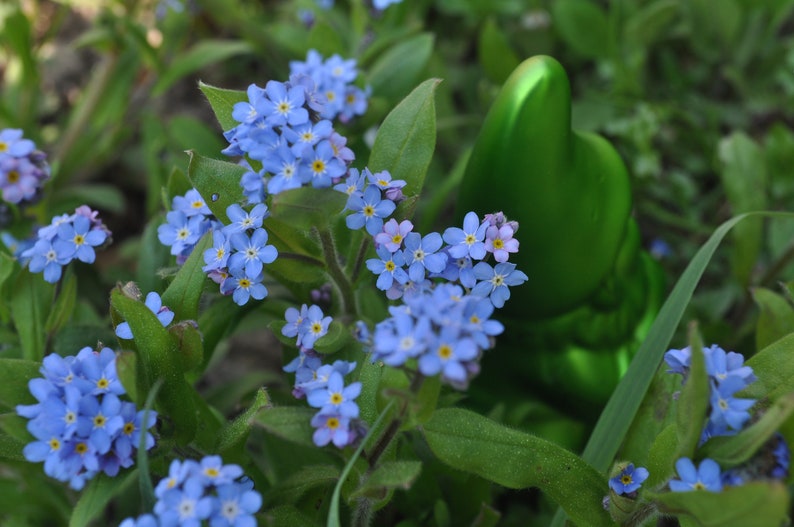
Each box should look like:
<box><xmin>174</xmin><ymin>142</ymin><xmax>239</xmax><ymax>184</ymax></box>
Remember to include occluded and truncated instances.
<box><xmin>227</xmin><ymin>227</ymin><xmax>278</xmax><ymax>279</ymax></box>
<box><xmin>443</xmin><ymin>211</ymin><xmax>488</xmax><ymax>260</ymax></box>
<box><xmin>154</xmin><ymin>477</ymin><xmax>214</xmax><ymax>526</ymax></box>
<box><xmin>373</xmin><ymin>0</ymin><xmax>403</xmax><ymax>9</ymax></box>
<box><xmin>172</xmin><ymin>188</ymin><xmax>212</xmax><ymax>217</ymax></box>
<box><xmin>300</xmin><ymin>304</ymin><xmax>332</xmax><ymax>349</ymax></box>
<box><xmin>196</xmin><ymin>455</ymin><xmax>244</xmax><ymax>487</ymax></box>
<box><xmin>223</xmin><ymin>203</ymin><xmax>268</xmax><ymax>234</ymax></box>
<box><xmin>310</xmin><ymin>411</ymin><xmax>355</xmax><ymax>448</ymax></box>
<box><xmin>704</xmin><ymin>345</ymin><xmax>757</xmax><ymax>387</ymax></box>
<box><xmin>417</xmin><ymin>326</ymin><xmax>478</xmax><ymax>386</ymax></box>
<box><xmin>115</xmin><ymin>292</ymin><xmax>175</xmax><ymax>340</ymax></box>
<box><xmin>24</xmin><ymin>238</ymin><xmax>70</xmax><ymax>283</ymax></box>
<box><xmin>707</xmin><ymin>376</ymin><xmax>755</xmax><ymax>433</ymax></box>
<box><xmin>345</xmin><ymin>184</ymin><xmax>396</xmax><ymax>235</ymax></box>
<box><xmin>402</xmin><ymin>231</ymin><xmax>447</xmax><ymax>282</ymax></box>
<box><xmin>609</xmin><ymin>463</ymin><xmax>649</xmax><ymax>495</ymax></box>
<box><xmin>52</xmin><ymin>214</ymin><xmax>107</xmax><ymax>263</ymax></box>
<box><xmin>209</xmin><ymin>481</ymin><xmax>263</xmax><ymax>527</ymax></box>
<box><xmin>307</xmin><ymin>371</ymin><xmax>362</xmax><ymax>418</ymax></box>
<box><xmin>470</xmin><ymin>261</ymin><xmax>529</xmax><ymax>308</ymax></box>
<box><xmin>263</xmin><ymin>144</ymin><xmax>305</xmax><ymax>195</ymax></box>
<box><xmin>203</xmin><ymin>230</ymin><xmax>231</xmax><ymax>273</ymax></box>
<box><xmin>157</xmin><ymin>210</ymin><xmax>206</xmax><ymax>256</ymax></box>
<box><xmin>366</xmin><ymin>245</ymin><xmax>408</xmax><ymax>291</ymax></box>
<box><xmin>664</xmin><ymin>346</ymin><xmax>691</xmax><ymax>375</ymax></box>
<box><xmin>221</xmin><ymin>269</ymin><xmax>268</xmax><ymax>306</ymax></box>
<box><xmin>669</xmin><ymin>458</ymin><xmax>723</xmax><ymax>492</ymax></box>
<box><xmin>303</xmin><ymin>140</ymin><xmax>346</xmax><ymax>188</ymax></box>
<box><xmin>262</xmin><ymin>80</ymin><xmax>309</xmax><ymax>126</ymax></box>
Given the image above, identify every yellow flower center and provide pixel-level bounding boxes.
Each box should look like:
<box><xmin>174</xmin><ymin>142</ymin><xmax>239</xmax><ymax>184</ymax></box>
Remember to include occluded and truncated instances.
<box><xmin>312</xmin><ymin>160</ymin><xmax>326</xmax><ymax>174</ymax></box>
<box><xmin>93</xmin><ymin>414</ymin><xmax>106</xmax><ymax>428</ymax></box>
<box><xmin>75</xmin><ymin>442</ymin><xmax>88</xmax><ymax>455</ymax></box>
<box><xmin>363</xmin><ymin>205</ymin><xmax>375</xmax><ymax>218</ymax></box>
<box><xmin>73</xmin><ymin>234</ymin><xmax>85</xmax><ymax>246</ymax></box>
<box><xmin>311</xmin><ymin>322</ymin><xmax>323</xmax><ymax>334</ymax></box>
<box><xmin>326</xmin><ymin>417</ymin><xmax>340</xmax><ymax>429</ymax></box>
<box><xmin>330</xmin><ymin>393</ymin><xmax>343</xmax><ymax>405</ymax></box>
<box><xmin>493</xmin><ymin>238</ymin><xmax>504</xmax><ymax>249</ymax></box>
<box><xmin>123</xmin><ymin>422</ymin><xmax>135</xmax><ymax>435</ymax></box>
<box><xmin>238</xmin><ymin>278</ymin><xmax>251</xmax><ymax>289</ymax></box>
<box><xmin>7</xmin><ymin>170</ymin><xmax>19</xmax><ymax>183</ymax></box>
<box><xmin>385</xmin><ymin>260</ymin><xmax>396</xmax><ymax>272</ymax></box>
<box><xmin>391</xmin><ymin>234</ymin><xmax>403</xmax><ymax>245</ymax></box>
<box><xmin>465</xmin><ymin>234</ymin><xmax>476</xmax><ymax>245</ymax></box>
<box><xmin>438</xmin><ymin>344</ymin><xmax>452</xmax><ymax>359</ymax></box>
<box><xmin>49</xmin><ymin>438</ymin><xmax>61</xmax><ymax>450</ymax></box>
<box><xmin>277</xmin><ymin>101</ymin><xmax>291</xmax><ymax>114</ymax></box>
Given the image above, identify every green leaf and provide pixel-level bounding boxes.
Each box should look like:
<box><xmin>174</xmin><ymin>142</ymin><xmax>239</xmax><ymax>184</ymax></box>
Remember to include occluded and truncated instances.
<box><xmin>551</xmin><ymin>0</ymin><xmax>611</xmax><ymax>59</ymax></box>
<box><xmin>368</xmin><ymin>78</ymin><xmax>440</xmax><ymax>199</ymax></box>
<box><xmin>623</xmin><ymin>0</ymin><xmax>680</xmax><ymax>48</ymax></box>
<box><xmin>0</xmin><ymin>358</ymin><xmax>39</xmax><ymax>409</ymax></box>
<box><xmin>68</xmin><ymin>470</ymin><xmax>138</xmax><ymax>527</ymax></box>
<box><xmin>153</xmin><ymin>40</ymin><xmax>252</xmax><ymax>96</ymax></box>
<box><xmin>718</xmin><ymin>132</ymin><xmax>767</xmax><ymax>285</ymax></box>
<box><xmin>269</xmin><ymin>186</ymin><xmax>348</xmax><ymax>233</ymax></box>
<box><xmin>44</xmin><ymin>272</ymin><xmax>77</xmax><ymax>334</ymax></box>
<box><xmin>168</xmin><ymin>321</ymin><xmax>204</xmax><ymax>372</ymax></box>
<box><xmin>349</xmin><ymin>461</ymin><xmax>422</xmax><ymax>500</ymax></box>
<box><xmin>478</xmin><ymin>18</ymin><xmax>521</xmax><ymax>84</ymax></box>
<box><xmin>700</xmin><ymin>392</ymin><xmax>794</xmax><ymax>466</ymax></box>
<box><xmin>422</xmin><ymin>408</ymin><xmax>611</xmax><ymax>527</ymax></box>
<box><xmin>110</xmin><ymin>290</ymin><xmax>197</xmax><ymax>444</ymax></box>
<box><xmin>675</xmin><ymin>324</ymin><xmax>709</xmax><ymax>459</ymax></box>
<box><xmin>356</xmin><ymin>355</ymin><xmax>384</xmax><ymax>426</ymax></box>
<box><xmin>0</xmin><ymin>429</ymin><xmax>25</xmax><ymax>461</ymax></box>
<box><xmin>0</xmin><ymin>412</ymin><xmax>30</xmax><ymax>443</ymax></box>
<box><xmin>161</xmin><ymin>232</ymin><xmax>212</xmax><ymax>323</ymax></box>
<box><xmin>186</xmin><ymin>150</ymin><xmax>247</xmax><ymax>223</ymax></box>
<box><xmin>198</xmin><ymin>82</ymin><xmax>247</xmax><ymax>132</ymax></box>
<box><xmin>267</xmin><ymin>464</ymin><xmax>341</xmax><ymax>505</ymax></box>
<box><xmin>743</xmin><ymin>330</ymin><xmax>794</xmax><ymax>401</ymax></box>
<box><xmin>11</xmin><ymin>270</ymin><xmax>52</xmax><ymax>361</ymax></box>
<box><xmin>367</xmin><ymin>33</ymin><xmax>434</xmax><ymax>100</ymax></box>
<box><xmin>653</xmin><ymin>482</ymin><xmax>789</xmax><ymax>527</ymax></box>
<box><xmin>215</xmin><ymin>387</ymin><xmax>271</xmax><ymax>454</ymax></box>
<box><xmin>645</xmin><ymin>424</ymin><xmax>679</xmax><ymax>488</ymax></box>
<box><xmin>751</xmin><ymin>287</ymin><xmax>794</xmax><ymax>351</ymax></box>
<box><xmin>254</xmin><ymin>406</ymin><xmax>316</xmax><ymax>448</ymax></box>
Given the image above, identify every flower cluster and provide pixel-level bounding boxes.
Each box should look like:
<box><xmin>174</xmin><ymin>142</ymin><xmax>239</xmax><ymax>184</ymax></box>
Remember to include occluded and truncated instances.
<box><xmin>202</xmin><ymin>203</ymin><xmax>279</xmax><ymax>306</ymax></box>
<box><xmin>20</xmin><ymin>205</ymin><xmax>111</xmax><ymax>283</ymax></box>
<box><xmin>360</xmin><ymin>208</ymin><xmax>526</xmax><ymax>307</ymax></box>
<box><xmin>222</xmin><ymin>56</ymin><xmax>359</xmax><ymax>203</ymax></box>
<box><xmin>369</xmin><ymin>282</ymin><xmax>504</xmax><ymax>389</ymax></box>
<box><xmin>665</xmin><ymin>344</ymin><xmax>789</xmax><ymax>489</ymax></box>
<box><xmin>15</xmin><ymin>347</ymin><xmax>157</xmax><ymax>490</ymax></box>
<box><xmin>115</xmin><ymin>291</ymin><xmax>175</xmax><ymax>340</ymax></box>
<box><xmin>282</xmin><ymin>304</ymin><xmax>363</xmax><ymax>448</ymax></box>
<box><xmin>665</xmin><ymin>344</ymin><xmax>757</xmax><ymax>442</ymax></box>
<box><xmin>288</xmin><ymin>49</ymin><xmax>370</xmax><ymax>123</ymax></box>
<box><xmin>0</xmin><ymin>128</ymin><xmax>50</xmax><ymax>205</ymax></box>
<box><xmin>158</xmin><ymin>188</ymin><xmax>221</xmax><ymax>265</ymax></box>
<box><xmin>119</xmin><ymin>456</ymin><xmax>262</xmax><ymax>527</ymax></box>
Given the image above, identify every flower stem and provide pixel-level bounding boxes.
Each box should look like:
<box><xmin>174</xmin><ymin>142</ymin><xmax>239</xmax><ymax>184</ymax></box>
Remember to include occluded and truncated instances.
<box><xmin>315</xmin><ymin>227</ymin><xmax>356</xmax><ymax>318</ymax></box>
<box><xmin>350</xmin><ymin>235</ymin><xmax>371</xmax><ymax>283</ymax></box>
